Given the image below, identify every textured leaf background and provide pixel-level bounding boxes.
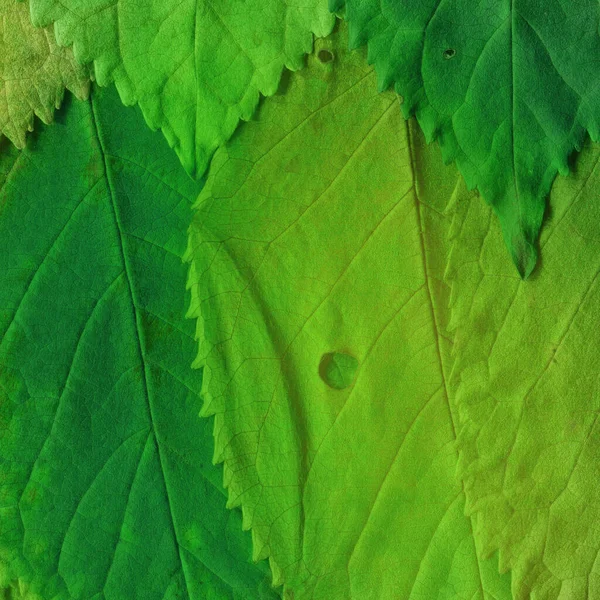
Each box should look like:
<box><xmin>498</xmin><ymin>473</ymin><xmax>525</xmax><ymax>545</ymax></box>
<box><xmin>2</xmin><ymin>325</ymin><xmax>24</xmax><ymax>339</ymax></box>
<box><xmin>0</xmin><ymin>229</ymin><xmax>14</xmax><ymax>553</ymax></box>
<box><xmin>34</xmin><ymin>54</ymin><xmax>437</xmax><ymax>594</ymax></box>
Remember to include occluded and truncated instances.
<box><xmin>2</xmin><ymin>2</ymin><xmax>600</xmax><ymax>600</ymax></box>
<box><xmin>0</xmin><ymin>85</ymin><xmax>275</xmax><ymax>600</ymax></box>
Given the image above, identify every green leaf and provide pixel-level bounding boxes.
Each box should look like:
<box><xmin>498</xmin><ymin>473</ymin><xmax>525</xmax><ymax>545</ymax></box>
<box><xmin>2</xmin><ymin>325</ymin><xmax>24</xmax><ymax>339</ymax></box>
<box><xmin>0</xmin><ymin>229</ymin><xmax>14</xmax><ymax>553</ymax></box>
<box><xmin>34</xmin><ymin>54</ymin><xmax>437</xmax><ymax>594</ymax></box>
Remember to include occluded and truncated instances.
<box><xmin>447</xmin><ymin>139</ymin><xmax>600</xmax><ymax>600</ymax></box>
<box><xmin>186</xmin><ymin>26</ymin><xmax>512</xmax><ymax>599</ymax></box>
<box><xmin>0</xmin><ymin>0</ymin><xmax>89</xmax><ymax>148</ymax></box>
<box><xmin>330</xmin><ymin>0</ymin><xmax>600</xmax><ymax>277</ymax></box>
<box><xmin>0</xmin><ymin>85</ymin><xmax>277</xmax><ymax>600</ymax></box>
<box><xmin>25</xmin><ymin>0</ymin><xmax>335</xmax><ymax>178</ymax></box>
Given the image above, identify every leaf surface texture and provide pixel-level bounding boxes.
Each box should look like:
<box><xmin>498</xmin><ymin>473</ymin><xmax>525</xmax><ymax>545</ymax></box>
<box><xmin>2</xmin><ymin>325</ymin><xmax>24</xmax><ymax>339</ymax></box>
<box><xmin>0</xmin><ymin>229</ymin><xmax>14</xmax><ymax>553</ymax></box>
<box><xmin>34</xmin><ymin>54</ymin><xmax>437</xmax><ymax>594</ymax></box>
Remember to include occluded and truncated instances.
<box><xmin>186</xmin><ymin>27</ymin><xmax>512</xmax><ymax>600</ymax></box>
<box><xmin>0</xmin><ymin>0</ymin><xmax>89</xmax><ymax>148</ymax></box>
<box><xmin>331</xmin><ymin>0</ymin><xmax>600</xmax><ymax>276</ymax></box>
<box><xmin>0</xmin><ymin>86</ymin><xmax>277</xmax><ymax>600</ymax></box>
<box><xmin>26</xmin><ymin>0</ymin><xmax>335</xmax><ymax>177</ymax></box>
<box><xmin>448</xmin><ymin>139</ymin><xmax>600</xmax><ymax>600</ymax></box>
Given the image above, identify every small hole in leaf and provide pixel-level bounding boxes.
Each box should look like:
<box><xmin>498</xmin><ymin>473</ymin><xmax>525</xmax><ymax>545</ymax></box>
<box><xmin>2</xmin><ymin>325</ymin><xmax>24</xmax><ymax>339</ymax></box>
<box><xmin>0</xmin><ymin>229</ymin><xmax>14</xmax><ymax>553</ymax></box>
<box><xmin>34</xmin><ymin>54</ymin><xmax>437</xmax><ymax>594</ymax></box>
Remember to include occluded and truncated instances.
<box><xmin>443</xmin><ymin>48</ymin><xmax>456</xmax><ymax>60</ymax></box>
<box><xmin>318</xmin><ymin>49</ymin><xmax>334</xmax><ymax>63</ymax></box>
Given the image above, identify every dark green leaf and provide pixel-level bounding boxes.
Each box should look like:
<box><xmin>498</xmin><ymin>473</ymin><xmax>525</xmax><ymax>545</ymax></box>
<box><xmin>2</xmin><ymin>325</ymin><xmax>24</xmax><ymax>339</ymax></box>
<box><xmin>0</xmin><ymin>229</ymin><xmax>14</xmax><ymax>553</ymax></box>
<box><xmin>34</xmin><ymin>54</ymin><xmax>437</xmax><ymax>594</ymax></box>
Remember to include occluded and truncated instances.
<box><xmin>0</xmin><ymin>86</ymin><xmax>276</xmax><ymax>600</ymax></box>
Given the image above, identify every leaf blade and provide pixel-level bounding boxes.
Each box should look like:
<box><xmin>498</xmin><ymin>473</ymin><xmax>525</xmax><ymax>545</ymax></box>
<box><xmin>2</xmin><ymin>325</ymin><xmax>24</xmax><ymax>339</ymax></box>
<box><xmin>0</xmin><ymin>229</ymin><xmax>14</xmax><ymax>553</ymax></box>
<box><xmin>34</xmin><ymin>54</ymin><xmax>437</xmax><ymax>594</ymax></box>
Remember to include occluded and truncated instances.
<box><xmin>331</xmin><ymin>0</ymin><xmax>600</xmax><ymax>276</ymax></box>
<box><xmin>448</xmin><ymin>138</ymin><xmax>600</xmax><ymax>600</ymax></box>
<box><xmin>0</xmin><ymin>85</ymin><xmax>277</xmax><ymax>600</ymax></box>
<box><xmin>0</xmin><ymin>0</ymin><xmax>90</xmax><ymax>148</ymax></box>
<box><xmin>186</xmin><ymin>26</ymin><xmax>512</xmax><ymax>600</ymax></box>
<box><xmin>26</xmin><ymin>0</ymin><xmax>335</xmax><ymax>177</ymax></box>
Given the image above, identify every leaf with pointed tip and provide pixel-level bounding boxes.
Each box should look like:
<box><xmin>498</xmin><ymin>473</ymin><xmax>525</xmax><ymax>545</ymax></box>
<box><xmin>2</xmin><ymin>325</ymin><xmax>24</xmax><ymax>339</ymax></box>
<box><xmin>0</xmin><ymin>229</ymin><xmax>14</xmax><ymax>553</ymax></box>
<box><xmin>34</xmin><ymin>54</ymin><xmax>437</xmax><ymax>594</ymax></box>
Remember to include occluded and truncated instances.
<box><xmin>447</xmin><ymin>138</ymin><xmax>600</xmax><ymax>600</ymax></box>
<box><xmin>330</xmin><ymin>0</ymin><xmax>600</xmax><ymax>277</ymax></box>
<box><xmin>0</xmin><ymin>85</ymin><xmax>277</xmax><ymax>600</ymax></box>
<box><xmin>25</xmin><ymin>0</ymin><xmax>335</xmax><ymax>178</ymax></box>
<box><xmin>0</xmin><ymin>0</ymin><xmax>90</xmax><ymax>148</ymax></box>
<box><xmin>186</xmin><ymin>25</ymin><xmax>512</xmax><ymax>600</ymax></box>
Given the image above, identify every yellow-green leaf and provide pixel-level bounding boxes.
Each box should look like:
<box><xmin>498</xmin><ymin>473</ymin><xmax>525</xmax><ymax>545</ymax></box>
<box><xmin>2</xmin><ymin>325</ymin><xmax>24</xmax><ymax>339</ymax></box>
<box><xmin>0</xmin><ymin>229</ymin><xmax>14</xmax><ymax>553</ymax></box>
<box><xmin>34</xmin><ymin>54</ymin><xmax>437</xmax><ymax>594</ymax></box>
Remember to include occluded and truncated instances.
<box><xmin>448</xmin><ymin>139</ymin><xmax>600</xmax><ymax>600</ymax></box>
<box><xmin>0</xmin><ymin>0</ymin><xmax>89</xmax><ymax>148</ymax></box>
<box><xmin>186</xmin><ymin>25</ymin><xmax>512</xmax><ymax>600</ymax></box>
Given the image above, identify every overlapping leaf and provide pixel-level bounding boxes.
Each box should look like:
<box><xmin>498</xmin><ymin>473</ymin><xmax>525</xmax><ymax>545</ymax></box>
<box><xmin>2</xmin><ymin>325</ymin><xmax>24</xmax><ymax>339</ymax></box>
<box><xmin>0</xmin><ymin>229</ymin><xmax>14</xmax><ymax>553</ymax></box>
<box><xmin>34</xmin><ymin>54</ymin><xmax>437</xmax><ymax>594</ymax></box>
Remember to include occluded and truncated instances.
<box><xmin>0</xmin><ymin>86</ymin><xmax>276</xmax><ymax>600</ymax></box>
<box><xmin>331</xmin><ymin>0</ymin><xmax>600</xmax><ymax>277</ymax></box>
<box><xmin>186</xmin><ymin>27</ymin><xmax>512</xmax><ymax>599</ymax></box>
<box><xmin>24</xmin><ymin>0</ymin><xmax>335</xmax><ymax>178</ymax></box>
<box><xmin>0</xmin><ymin>0</ymin><xmax>89</xmax><ymax>148</ymax></box>
<box><xmin>5</xmin><ymin>2</ymin><xmax>598</xmax><ymax>598</ymax></box>
<box><xmin>447</xmin><ymin>139</ymin><xmax>600</xmax><ymax>600</ymax></box>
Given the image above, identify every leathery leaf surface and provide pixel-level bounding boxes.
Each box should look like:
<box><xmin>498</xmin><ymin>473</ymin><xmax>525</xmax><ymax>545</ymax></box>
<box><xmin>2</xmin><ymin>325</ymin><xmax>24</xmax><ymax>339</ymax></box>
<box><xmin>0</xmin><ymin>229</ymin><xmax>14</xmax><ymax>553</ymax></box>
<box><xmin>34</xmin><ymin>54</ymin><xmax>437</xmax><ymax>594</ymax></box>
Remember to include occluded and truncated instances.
<box><xmin>0</xmin><ymin>86</ymin><xmax>277</xmax><ymax>600</ymax></box>
<box><xmin>25</xmin><ymin>0</ymin><xmax>335</xmax><ymax>178</ymax></box>
<box><xmin>187</xmin><ymin>26</ymin><xmax>512</xmax><ymax>600</ymax></box>
<box><xmin>448</xmin><ymin>139</ymin><xmax>600</xmax><ymax>600</ymax></box>
<box><xmin>331</xmin><ymin>0</ymin><xmax>600</xmax><ymax>278</ymax></box>
<box><xmin>0</xmin><ymin>0</ymin><xmax>89</xmax><ymax>148</ymax></box>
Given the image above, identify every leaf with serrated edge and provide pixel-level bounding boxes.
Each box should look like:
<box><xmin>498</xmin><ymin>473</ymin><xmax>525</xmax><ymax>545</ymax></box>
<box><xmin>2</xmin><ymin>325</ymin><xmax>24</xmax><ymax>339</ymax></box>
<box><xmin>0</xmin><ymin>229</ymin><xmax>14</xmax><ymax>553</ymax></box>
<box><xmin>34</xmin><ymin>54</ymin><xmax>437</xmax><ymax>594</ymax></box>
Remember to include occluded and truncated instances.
<box><xmin>186</xmin><ymin>25</ymin><xmax>512</xmax><ymax>600</ymax></box>
<box><xmin>25</xmin><ymin>0</ymin><xmax>335</xmax><ymax>178</ymax></box>
<box><xmin>330</xmin><ymin>0</ymin><xmax>600</xmax><ymax>278</ymax></box>
<box><xmin>0</xmin><ymin>0</ymin><xmax>89</xmax><ymax>148</ymax></box>
<box><xmin>0</xmin><ymin>85</ymin><xmax>277</xmax><ymax>600</ymax></box>
<box><xmin>447</xmin><ymin>138</ymin><xmax>600</xmax><ymax>600</ymax></box>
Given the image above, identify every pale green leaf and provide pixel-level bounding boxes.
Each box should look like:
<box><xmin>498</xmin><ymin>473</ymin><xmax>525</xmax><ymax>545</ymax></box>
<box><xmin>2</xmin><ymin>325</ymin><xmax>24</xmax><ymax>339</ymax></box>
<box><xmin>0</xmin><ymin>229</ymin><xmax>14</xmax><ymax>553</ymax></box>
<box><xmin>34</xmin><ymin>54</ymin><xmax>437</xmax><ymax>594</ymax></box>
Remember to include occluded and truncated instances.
<box><xmin>186</xmin><ymin>26</ymin><xmax>511</xmax><ymax>600</ymax></box>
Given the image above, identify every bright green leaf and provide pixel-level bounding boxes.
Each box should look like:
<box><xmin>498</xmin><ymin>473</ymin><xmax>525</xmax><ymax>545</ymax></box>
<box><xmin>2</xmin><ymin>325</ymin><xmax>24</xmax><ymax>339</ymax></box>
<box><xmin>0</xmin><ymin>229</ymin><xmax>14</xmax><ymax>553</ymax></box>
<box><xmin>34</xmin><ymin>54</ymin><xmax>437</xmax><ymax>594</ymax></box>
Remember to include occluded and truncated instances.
<box><xmin>186</xmin><ymin>27</ymin><xmax>511</xmax><ymax>600</ymax></box>
<box><xmin>448</xmin><ymin>139</ymin><xmax>600</xmax><ymax>600</ymax></box>
<box><xmin>25</xmin><ymin>0</ymin><xmax>335</xmax><ymax>178</ymax></box>
<box><xmin>330</xmin><ymin>0</ymin><xmax>600</xmax><ymax>277</ymax></box>
<box><xmin>0</xmin><ymin>85</ymin><xmax>277</xmax><ymax>600</ymax></box>
<box><xmin>0</xmin><ymin>0</ymin><xmax>89</xmax><ymax>148</ymax></box>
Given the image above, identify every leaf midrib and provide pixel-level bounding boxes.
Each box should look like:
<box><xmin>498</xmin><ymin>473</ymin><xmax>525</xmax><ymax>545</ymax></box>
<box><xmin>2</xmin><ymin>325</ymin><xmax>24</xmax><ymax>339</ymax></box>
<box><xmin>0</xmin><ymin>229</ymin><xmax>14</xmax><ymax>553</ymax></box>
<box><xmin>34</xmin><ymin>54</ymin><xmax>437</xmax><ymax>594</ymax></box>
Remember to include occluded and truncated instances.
<box><xmin>88</xmin><ymin>95</ymin><xmax>193</xmax><ymax>600</ymax></box>
<box><xmin>406</xmin><ymin>119</ymin><xmax>490</xmax><ymax>600</ymax></box>
<box><xmin>509</xmin><ymin>0</ymin><xmax>522</xmax><ymax>239</ymax></box>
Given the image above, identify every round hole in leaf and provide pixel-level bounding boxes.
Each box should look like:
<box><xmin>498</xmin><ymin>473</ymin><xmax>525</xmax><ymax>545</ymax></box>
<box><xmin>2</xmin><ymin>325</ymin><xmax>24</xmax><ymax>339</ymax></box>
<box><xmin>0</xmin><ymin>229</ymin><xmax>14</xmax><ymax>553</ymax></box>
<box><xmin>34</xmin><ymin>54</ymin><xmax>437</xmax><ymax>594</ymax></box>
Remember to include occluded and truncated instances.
<box><xmin>318</xmin><ymin>49</ymin><xmax>334</xmax><ymax>64</ymax></box>
<box><xmin>443</xmin><ymin>48</ymin><xmax>456</xmax><ymax>60</ymax></box>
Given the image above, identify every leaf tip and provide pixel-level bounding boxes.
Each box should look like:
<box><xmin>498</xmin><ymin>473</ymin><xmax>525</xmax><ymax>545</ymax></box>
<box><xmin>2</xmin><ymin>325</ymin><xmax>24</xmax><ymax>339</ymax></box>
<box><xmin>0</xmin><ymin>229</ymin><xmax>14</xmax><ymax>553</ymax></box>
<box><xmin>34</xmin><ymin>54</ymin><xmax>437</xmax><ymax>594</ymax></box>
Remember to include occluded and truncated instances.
<box><xmin>510</xmin><ymin>231</ymin><xmax>538</xmax><ymax>280</ymax></box>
